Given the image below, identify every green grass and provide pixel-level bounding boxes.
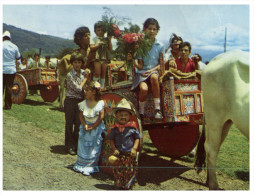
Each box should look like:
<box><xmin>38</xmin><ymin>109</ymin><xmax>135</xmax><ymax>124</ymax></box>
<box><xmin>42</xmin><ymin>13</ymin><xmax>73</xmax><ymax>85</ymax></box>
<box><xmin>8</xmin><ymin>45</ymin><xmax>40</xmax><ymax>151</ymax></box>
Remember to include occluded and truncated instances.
<box><xmin>3</xmin><ymin>94</ymin><xmax>249</xmax><ymax>181</ymax></box>
<box><xmin>217</xmin><ymin>125</ymin><xmax>249</xmax><ymax>180</ymax></box>
<box><xmin>3</xmin><ymin>94</ymin><xmax>65</xmax><ymax>133</ymax></box>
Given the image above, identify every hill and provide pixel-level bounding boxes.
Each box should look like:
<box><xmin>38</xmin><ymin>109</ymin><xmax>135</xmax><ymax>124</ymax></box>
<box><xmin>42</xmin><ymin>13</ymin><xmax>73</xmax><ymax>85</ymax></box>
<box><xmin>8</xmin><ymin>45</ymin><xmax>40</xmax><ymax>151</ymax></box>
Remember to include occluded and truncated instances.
<box><xmin>3</xmin><ymin>23</ymin><xmax>77</xmax><ymax>58</ymax></box>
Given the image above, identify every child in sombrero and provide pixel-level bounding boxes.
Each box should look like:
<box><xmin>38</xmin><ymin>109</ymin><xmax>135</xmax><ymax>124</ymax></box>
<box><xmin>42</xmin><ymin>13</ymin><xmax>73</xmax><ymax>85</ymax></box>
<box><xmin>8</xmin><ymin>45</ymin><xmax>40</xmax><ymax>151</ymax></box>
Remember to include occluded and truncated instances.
<box><xmin>108</xmin><ymin>98</ymin><xmax>140</xmax><ymax>190</ymax></box>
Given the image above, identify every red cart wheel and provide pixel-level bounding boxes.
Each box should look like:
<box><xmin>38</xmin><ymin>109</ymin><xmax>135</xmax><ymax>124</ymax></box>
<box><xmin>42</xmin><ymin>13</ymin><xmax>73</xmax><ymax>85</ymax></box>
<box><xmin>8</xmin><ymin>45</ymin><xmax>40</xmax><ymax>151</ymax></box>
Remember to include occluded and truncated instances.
<box><xmin>99</xmin><ymin>92</ymin><xmax>143</xmax><ymax>175</ymax></box>
<box><xmin>148</xmin><ymin>123</ymin><xmax>199</xmax><ymax>158</ymax></box>
<box><xmin>40</xmin><ymin>85</ymin><xmax>59</xmax><ymax>102</ymax></box>
<box><xmin>11</xmin><ymin>73</ymin><xmax>28</xmax><ymax>104</ymax></box>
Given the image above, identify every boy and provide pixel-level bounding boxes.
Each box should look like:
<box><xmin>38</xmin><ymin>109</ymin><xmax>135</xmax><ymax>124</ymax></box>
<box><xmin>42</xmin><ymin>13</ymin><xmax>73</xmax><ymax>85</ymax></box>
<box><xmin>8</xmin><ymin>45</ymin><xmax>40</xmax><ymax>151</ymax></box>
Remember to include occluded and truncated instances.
<box><xmin>108</xmin><ymin>98</ymin><xmax>140</xmax><ymax>190</ymax></box>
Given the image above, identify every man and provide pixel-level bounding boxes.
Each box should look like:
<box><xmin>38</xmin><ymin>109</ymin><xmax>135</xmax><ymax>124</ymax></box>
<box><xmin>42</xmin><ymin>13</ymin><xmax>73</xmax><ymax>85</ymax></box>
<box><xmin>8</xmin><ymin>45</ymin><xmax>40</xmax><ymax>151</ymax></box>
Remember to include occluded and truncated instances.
<box><xmin>191</xmin><ymin>53</ymin><xmax>206</xmax><ymax>71</ymax></box>
<box><xmin>43</xmin><ymin>56</ymin><xmax>54</xmax><ymax>69</ymax></box>
<box><xmin>175</xmin><ymin>42</ymin><xmax>198</xmax><ymax>73</ymax></box>
<box><xmin>28</xmin><ymin>53</ymin><xmax>42</xmax><ymax>69</ymax></box>
<box><xmin>3</xmin><ymin>30</ymin><xmax>21</xmax><ymax>109</ymax></box>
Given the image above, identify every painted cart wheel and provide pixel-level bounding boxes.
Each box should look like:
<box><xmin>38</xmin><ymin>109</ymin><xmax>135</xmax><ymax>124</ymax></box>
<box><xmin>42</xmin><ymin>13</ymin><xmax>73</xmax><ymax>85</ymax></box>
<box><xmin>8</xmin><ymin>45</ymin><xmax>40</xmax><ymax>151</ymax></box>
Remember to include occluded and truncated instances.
<box><xmin>11</xmin><ymin>73</ymin><xmax>28</xmax><ymax>104</ymax></box>
<box><xmin>99</xmin><ymin>92</ymin><xmax>143</xmax><ymax>175</ymax></box>
<box><xmin>40</xmin><ymin>85</ymin><xmax>59</xmax><ymax>102</ymax></box>
<box><xmin>148</xmin><ymin>123</ymin><xmax>199</xmax><ymax>158</ymax></box>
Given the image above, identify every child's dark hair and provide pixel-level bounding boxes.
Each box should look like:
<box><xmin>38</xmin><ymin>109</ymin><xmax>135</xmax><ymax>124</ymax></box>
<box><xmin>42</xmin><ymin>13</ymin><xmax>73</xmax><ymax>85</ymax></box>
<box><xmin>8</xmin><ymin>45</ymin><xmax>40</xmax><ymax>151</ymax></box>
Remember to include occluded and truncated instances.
<box><xmin>70</xmin><ymin>52</ymin><xmax>85</xmax><ymax>65</ymax></box>
<box><xmin>74</xmin><ymin>26</ymin><xmax>90</xmax><ymax>46</ymax></box>
<box><xmin>85</xmin><ymin>81</ymin><xmax>102</xmax><ymax>101</ymax></box>
<box><xmin>180</xmin><ymin>41</ymin><xmax>192</xmax><ymax>52</ymax></box>
<box><xmin>143</xmin><ymin>18</ymin><xmax>160</xmax><ymax>31</ymax></box>
<box><xmin>170</xmin><ymin>33</ymin><xmax>183</xmax><ymax>47</ymax></box>
<box><xmin>94</xmin><ymin>21</ymin><xmax>105</xmax><ymax>32</ymax></box>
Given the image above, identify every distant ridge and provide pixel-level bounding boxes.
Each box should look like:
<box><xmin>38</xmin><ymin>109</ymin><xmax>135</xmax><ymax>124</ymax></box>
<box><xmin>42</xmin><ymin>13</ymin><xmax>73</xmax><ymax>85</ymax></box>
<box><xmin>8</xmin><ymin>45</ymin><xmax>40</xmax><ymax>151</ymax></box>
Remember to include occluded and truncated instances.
<box><xmin>3</xmin><ymin>23</ymin><xmax>76</xmax><ymax>57</ymax></box>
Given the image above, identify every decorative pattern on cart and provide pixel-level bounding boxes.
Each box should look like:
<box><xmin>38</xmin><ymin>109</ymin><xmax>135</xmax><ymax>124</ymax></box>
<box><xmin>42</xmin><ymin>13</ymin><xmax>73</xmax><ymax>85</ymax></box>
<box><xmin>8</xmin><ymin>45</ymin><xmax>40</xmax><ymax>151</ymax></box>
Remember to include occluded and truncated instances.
<box><xmin>174</xmin><ymin>83</ymin><xmax>198</xmax><ymax>92</ymax></box>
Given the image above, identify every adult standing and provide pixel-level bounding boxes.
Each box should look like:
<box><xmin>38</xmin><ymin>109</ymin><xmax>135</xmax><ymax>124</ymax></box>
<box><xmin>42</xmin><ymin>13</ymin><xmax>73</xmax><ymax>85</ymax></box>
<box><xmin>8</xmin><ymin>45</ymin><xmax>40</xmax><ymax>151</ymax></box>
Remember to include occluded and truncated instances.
<box><xmin>3</xmin><ymin>30</ymin><xmax>21</xmax><ymax>110</ymax></box>
<box><xmin>57</xmin><ymin>26</ymin><xmax>92</xmax><ymax>110</ymax></box>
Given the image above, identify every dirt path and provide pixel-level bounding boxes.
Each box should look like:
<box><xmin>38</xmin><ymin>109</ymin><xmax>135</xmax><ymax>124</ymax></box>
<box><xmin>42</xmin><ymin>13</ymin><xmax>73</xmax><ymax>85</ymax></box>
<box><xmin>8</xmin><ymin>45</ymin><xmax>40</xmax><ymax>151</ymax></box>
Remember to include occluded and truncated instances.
<box><xmin>2</xmin><ymin>113</ymin><xmax>249</xmax><ymax>191</ymax></box>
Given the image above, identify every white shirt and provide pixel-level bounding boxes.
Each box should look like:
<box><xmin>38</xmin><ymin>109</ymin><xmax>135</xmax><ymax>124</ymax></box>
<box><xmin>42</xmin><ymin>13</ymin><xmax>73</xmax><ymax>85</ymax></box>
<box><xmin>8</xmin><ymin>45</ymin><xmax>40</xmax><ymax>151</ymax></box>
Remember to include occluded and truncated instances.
<box><xmin>198</xmin><ymin>61</ymin><xmax>206</xmax><ymax>71</ymax></box>
<box><xmin>3</xmin><ymin>40</ymin><xmax>21</xmax><ymax>74</ymax></box>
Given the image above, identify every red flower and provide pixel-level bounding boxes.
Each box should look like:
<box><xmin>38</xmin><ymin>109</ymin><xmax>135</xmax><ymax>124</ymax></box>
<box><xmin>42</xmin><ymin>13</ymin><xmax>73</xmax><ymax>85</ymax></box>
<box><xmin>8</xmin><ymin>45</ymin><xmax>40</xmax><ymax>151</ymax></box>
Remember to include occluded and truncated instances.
<box><xmin>112</xmin><ymin>24</ymin><xmax>121</xmax><ymax>37</ymax></box>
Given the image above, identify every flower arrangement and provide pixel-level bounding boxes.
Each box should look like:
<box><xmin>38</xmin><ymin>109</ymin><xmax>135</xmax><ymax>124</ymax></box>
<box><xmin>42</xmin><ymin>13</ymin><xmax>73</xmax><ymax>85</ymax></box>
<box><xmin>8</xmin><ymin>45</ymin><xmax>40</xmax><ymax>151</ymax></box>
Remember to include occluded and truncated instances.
<box><xmin>114</xmin><ymin>32</ymin><xmax>152</xmax><ymax>80</ymax></box>
<box><xmin>100</xmin><ymin>7</ymin><xmax>128</xmax><ymax>38</ymax></box>
<box><xmin>119</xmin><ymin>32</ymin><xmax>152</xmax><ymax>58</ymax></box>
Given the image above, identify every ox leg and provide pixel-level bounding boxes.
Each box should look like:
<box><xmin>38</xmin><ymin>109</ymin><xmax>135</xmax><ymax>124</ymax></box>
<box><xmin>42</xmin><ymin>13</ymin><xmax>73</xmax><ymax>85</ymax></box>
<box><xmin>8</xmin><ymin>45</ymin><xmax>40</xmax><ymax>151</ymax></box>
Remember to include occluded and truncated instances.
<box><xmin>205</xmin><ymin>117</ymin><xmax>229</xmax><ymax>190</ymax></box>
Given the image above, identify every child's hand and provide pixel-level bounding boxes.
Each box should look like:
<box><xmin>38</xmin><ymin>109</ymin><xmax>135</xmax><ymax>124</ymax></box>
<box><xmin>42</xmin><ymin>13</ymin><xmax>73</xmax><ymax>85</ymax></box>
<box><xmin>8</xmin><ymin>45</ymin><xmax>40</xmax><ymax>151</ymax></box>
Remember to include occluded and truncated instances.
<box><xmin>98</xmin><ymin>41</ymin><xmax>104</xmax><ymax>46</ymax></box>
<box><xmin>107</xmin><ymin>35</ymin><xmax>112</xmax><ymax>41</ymax></box>
<box><xmin>169</xmin><ymin>60</ymin><xmax>177</xmax><ymax>69</ymax></box>
<box><xmin>142</xmin><ymin>70</ymin><xmax>151</xmax><ymax>77</ymax></box>
<box><xmin>131</xmin><ymin>148</ymin><xmax>137</xmax><ymax>157</ymax></box>
<box><xmin>113</xmin><ymin>149</ymin><xmax>120</xmax><ymax>156</ymax></box>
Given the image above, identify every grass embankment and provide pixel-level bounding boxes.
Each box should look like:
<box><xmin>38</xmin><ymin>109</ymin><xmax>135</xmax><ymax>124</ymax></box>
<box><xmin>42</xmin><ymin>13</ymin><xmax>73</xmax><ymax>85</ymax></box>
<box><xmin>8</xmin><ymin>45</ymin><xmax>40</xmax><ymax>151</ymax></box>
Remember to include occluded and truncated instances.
<box><xmin>3</xmin><ymin>94</ymin><xmax>249</xmax><ymax>181</ymax></box>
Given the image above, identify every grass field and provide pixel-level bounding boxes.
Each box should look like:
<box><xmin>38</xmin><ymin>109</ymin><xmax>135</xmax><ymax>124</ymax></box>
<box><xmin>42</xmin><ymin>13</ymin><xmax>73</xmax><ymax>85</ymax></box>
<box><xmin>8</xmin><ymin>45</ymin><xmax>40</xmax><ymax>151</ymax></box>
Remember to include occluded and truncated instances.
<box><xmin>3</xmin><ymin>94</ymin><xmax>249</xmax><ymax>181</ymax></box>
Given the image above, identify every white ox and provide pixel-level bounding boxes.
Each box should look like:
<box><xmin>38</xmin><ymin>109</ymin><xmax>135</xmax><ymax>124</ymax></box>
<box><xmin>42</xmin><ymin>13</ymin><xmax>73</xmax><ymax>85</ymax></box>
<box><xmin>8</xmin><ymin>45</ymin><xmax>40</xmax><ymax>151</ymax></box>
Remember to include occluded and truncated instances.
<box><xmin>194</xmin><ymin>50</ymin><xmax>249</xmax><ymax>190</ymax></box>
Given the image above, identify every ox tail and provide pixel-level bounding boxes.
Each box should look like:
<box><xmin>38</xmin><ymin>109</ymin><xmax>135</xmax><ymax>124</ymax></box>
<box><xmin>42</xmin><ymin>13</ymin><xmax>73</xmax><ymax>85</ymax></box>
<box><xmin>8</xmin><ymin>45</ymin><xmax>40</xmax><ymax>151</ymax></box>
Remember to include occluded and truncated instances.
<box><xmin>194</xmin><ymin>116</ymin><xmax>206</xmax><ymax>174</ymax></box>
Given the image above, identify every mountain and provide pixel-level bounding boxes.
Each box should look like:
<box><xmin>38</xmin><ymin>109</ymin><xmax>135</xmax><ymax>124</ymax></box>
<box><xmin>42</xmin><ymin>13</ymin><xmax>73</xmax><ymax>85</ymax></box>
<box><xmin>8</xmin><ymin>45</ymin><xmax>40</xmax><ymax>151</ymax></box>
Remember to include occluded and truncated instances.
<box><xmin>3</xmin><ymin>23</ymin><xmax>77</xmax><ymax>58</ymax></box>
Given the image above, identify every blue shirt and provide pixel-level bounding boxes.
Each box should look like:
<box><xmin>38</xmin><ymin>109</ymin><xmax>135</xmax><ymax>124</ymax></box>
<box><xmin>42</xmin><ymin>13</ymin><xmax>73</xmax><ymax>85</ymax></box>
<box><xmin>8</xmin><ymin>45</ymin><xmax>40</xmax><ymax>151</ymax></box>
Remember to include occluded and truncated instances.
<box><xmin>137</xmin><ymin>38</ymin><xmax>165</xmax><ymax>73</ymax></box>
<box><xmin>3</xmin><ymin>40</ymin><xmax>21</xmax><ymax>74</ymax></box>
<box><xmin>109</xmin><ymin>126</ymin><xmax>140</xmax><ymax>153</ymax></box>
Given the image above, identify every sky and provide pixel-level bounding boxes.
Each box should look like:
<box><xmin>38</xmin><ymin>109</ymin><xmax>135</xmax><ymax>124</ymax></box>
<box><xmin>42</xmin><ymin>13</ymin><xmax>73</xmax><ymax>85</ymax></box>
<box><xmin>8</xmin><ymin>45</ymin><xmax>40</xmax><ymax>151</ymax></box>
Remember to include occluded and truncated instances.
<box><xmin>1</xmin><ymin>0</ymin><xmax>251</xmax><ymax>58</ymax></box>
<box><xmin>1</xmin><ymin>1</ymin><xmax>254</xmax><ymax>195</ymax></box>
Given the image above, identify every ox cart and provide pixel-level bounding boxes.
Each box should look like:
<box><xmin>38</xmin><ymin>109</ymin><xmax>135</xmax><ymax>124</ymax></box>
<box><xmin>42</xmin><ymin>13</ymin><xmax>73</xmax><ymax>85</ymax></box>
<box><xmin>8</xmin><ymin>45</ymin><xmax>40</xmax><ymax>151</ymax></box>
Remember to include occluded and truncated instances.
<box><xmin>11</xmin><ymin>68</ymin><xmax>59</xmax><ymax>104</ymax></box>
<box><xmin>99</xmin><ymin>57</ymin><xmax>204</xmax><ymax>174</ymax></box>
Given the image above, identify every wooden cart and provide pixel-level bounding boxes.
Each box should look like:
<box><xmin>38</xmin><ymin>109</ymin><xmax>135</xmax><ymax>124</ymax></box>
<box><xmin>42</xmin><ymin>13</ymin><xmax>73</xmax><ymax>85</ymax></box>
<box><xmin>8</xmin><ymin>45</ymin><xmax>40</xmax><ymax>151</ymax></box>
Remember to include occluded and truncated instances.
<box><xmin>99</xmin><ymin>57</ymin><xmax>203</xmax><ymax>174</ymax></box>
<box><xmin>11</xmin><ymin>68</ymin><xmax>59</xmax><ymax>104</ymax></box>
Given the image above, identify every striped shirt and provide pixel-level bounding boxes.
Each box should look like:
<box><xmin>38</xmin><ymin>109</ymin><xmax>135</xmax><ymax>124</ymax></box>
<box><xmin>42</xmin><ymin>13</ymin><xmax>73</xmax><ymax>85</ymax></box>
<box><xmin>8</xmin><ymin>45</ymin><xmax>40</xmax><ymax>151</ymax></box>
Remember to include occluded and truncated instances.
<box><xmin>65</xmin><ymin>68</ymin><xmax>85</xmax><ymax>99</ymax></box>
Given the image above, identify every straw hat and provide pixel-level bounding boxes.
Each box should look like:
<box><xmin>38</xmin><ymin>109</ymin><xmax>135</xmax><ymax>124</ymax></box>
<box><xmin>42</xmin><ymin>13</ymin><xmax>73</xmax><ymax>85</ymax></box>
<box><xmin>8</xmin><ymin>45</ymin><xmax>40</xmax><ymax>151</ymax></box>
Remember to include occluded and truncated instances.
<box><xmin>113</xmin><ymin>98</ymin><xmax>135</xmax><ymax>115</ymax></box>
<box><xmin>3</xmin><ymin>31</ymin><xmax>11</xmax><ymax>39</ymax></box>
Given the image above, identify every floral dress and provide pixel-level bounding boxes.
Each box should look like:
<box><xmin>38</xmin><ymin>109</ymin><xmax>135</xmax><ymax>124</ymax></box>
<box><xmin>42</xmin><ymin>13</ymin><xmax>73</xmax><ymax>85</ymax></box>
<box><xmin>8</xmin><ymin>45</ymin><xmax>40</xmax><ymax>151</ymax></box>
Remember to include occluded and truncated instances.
<box><xmin>73</xmin><ymin>99</ymin><xmax>106</xmax><ymax>175</ymax></box>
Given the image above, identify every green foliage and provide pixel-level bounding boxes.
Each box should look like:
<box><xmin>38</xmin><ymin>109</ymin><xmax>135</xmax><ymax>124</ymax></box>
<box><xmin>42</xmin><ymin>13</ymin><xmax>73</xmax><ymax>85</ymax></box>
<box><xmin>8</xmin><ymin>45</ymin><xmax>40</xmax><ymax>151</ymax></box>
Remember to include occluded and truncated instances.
<box><xmin>3</xmin><ymin>23</ymin><xmax>76</xmax><ymax>58</ymax></box>
<box><xmin>56</xmin><ymin>48</ymin><xmax>75</xmax><ymax>59</ymax></box>
<box><xmin>22</xmin><ymin>49</ymin><xmax>37</xmax><ymax>58</ymax></box>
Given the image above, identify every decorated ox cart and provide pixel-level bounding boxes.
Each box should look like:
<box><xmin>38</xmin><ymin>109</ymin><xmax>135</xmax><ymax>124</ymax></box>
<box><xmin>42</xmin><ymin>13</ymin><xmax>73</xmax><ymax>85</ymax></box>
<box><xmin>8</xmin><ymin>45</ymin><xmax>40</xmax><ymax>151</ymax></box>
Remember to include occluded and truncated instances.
<box><xmin>11</xmin><ymin>67</ymin><xmax>59</xmax><ymax>104</ymax></box>
<box><xmin>99</xmin><ymin>54</ymin><xmax>204</xmax><ymax>174</ymax></box>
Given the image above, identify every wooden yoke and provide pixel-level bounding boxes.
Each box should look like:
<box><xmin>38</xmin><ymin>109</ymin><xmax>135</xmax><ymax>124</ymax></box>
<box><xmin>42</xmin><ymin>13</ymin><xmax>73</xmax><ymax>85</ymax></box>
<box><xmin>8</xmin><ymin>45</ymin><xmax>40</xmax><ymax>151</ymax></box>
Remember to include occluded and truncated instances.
<box><xmin>159</xmin><ymin>52</ymin><xmax>165</xmax><ymax>76</ymax></box>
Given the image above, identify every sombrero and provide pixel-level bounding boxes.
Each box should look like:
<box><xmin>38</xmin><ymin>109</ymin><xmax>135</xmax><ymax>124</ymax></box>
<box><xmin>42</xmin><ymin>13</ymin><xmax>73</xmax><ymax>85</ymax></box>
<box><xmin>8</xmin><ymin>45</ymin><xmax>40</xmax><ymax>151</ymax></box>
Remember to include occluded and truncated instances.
<box><xmin>113</xmin><ymin>98</ymin><xmax>135</xmax><ymax>115</ymax></box>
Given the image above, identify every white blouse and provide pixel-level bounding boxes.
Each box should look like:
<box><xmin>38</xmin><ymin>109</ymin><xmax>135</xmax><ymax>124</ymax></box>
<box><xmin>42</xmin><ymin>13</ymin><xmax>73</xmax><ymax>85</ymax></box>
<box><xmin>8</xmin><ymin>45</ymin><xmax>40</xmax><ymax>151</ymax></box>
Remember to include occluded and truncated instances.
<box><xmin>78</xmin><ymin>100</ymin><xmax>105</xmax><ymax>123</ymax></box>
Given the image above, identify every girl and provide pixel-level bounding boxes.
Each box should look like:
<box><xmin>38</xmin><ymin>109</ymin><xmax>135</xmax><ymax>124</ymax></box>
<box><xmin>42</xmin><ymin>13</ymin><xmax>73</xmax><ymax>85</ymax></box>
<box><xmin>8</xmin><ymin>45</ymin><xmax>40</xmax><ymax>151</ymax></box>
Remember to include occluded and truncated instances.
<box><xmin>73</xmin><ymin>81</ymin><xmax>106</xmax><ymax>176</ymax></box>
<box><xmin>164</xmin><ymin>33</ymin><xmax>183</xmax><ymax>69</ymax></box>
<box><xmin>90</xmin><ymin>21</ymin><xmax>112</xmax><ymax>88</ymax></box>
<box><xmin>130</xmin><ymin>18</ymin><xmax>165</xmax><ymax>120</ymax></box>
<box><xmin>64</xmin><ymin>52</ymin><xmax>89</xmax><ymax>155</ymax></box>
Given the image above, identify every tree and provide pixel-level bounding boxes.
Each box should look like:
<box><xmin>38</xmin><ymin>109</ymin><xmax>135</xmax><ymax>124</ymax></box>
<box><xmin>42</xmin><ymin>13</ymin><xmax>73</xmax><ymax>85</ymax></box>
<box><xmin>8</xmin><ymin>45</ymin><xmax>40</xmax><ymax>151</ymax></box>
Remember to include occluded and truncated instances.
<box><xmin>56</xmin><ymin>48</ymin><xmax>75</xmax><ymax>59</ymax></box>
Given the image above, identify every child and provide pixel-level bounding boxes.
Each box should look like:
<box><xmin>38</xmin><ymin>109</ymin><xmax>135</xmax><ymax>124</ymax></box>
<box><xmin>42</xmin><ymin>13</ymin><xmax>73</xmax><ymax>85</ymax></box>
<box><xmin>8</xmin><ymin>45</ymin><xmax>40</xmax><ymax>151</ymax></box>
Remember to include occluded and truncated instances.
<box><xmin>64</xmin><ymin>52</ymin><xmax>90</xmax><ymax>155</ymax></box>
<box><xmin>90</xmin><ymin>21</ymin><xmax>112</xmax><ymax>88</ymax></box>
<box><xmin>130</xmin><ymin>18</ymin><xmax>165</xmax><ymax>120</ymax></box>
<box><xmin>73</xmin><ymin>81</ymin><xmax>106</xmax><ymax>176</ymax></box>
<box><xmin>108</xmin><ymin>98</ymin><xmax>140</xmax><ymax>190</ymax></box>
<box><xmin>164</xmin><ymin>33</ymin><xmax>183</xmax><ymax>70</ymax></box>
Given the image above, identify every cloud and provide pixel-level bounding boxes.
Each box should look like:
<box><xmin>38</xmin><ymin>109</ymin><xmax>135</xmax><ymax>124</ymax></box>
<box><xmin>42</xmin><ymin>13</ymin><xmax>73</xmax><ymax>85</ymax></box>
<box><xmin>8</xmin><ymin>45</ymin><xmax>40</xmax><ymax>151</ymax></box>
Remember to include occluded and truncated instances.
<box><xmin>190</xmin><ymin>23</ymin><xmax>249</xmax><ymax>52</ymax></box>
